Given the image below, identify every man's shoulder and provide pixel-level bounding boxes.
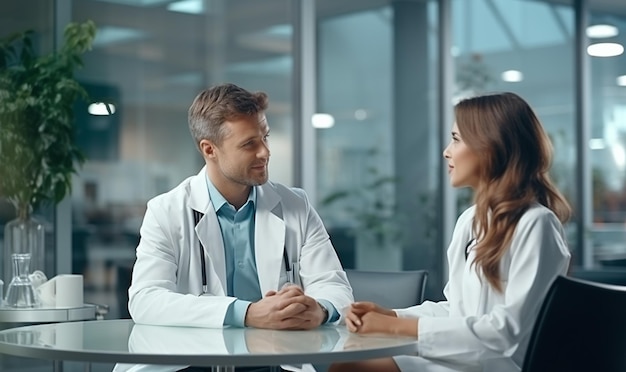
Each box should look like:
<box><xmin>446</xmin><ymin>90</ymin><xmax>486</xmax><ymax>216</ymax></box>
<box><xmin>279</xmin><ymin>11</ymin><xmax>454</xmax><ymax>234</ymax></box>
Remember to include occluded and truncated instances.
<box><xmin>261</xmin><ymin>181</ymin><xmax>308</xmax><ymax>201</ymax></box>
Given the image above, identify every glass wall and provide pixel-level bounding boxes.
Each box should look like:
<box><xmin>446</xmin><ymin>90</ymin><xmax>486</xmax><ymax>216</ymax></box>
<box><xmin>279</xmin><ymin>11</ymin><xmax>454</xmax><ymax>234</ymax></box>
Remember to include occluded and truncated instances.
<box><xmin>0</xmin><ymin>1</ymin><xmax>57</xmax><ymax>284</ymax></box>
<box><xmin>70</xmin><ymin>0</ymin><xmax>295</xmax><ymax>318</ymax></box>
<box><xmin>316</xmin><ymin>1</ymin><xmax>443</xmax><ymax>298</ymax></box>
<box><xmin>451</xmin><ymin>0</ymin><xmax>577</xmax><ymax>252</ymax></box>
<box><xmin>0</xmin><ymin>5</ymin><xmax>60</xmax><ymax>372</ymax></box>
<box><xmin>2</xmin><ymin>0</ymin><xmax>626</xmax><ymax>329</ymax></box>
<box><xmin>589</xmin><ymin>11</ymin><xmax>626</xmax><ymax>268</ymax></box>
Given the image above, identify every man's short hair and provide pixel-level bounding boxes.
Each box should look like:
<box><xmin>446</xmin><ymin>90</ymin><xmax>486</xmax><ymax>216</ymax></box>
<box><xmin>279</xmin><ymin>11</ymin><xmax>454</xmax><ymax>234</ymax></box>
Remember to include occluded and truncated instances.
<box><xmin>188</xmin><ymin>83</ymin><xmax>268</xmax><ymax>148</ymax></box>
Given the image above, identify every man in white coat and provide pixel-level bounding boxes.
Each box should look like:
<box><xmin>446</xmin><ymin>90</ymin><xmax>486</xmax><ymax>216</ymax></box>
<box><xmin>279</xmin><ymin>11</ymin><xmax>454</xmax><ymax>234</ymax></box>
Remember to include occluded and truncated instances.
<box><xmin>122</xmin><ymin>83</ymin><xmax>353</xmax><ymax>372</ymax></box>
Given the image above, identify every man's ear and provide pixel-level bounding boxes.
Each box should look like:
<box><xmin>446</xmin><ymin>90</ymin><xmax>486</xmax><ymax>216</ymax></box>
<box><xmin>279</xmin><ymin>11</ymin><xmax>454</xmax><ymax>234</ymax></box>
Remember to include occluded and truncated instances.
<box><xmin>199</xmin><ymin>139</ymin><xmax>217</xmax><ymax>159</ymax></box>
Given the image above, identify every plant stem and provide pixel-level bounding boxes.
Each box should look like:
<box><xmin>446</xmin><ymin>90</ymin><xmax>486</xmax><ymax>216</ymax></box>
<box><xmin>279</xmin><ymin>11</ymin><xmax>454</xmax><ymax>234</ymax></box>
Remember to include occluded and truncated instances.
<box><xmin>17</xmin><ymin>203</ymin><xmax>30</xmax><ymax>221</ymax></box>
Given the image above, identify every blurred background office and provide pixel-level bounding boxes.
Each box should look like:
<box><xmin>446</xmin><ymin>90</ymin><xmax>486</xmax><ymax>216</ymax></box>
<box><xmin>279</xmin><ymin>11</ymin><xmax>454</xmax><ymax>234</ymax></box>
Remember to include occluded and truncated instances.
<box><xmin>0</xmin><ymin>0</ymin><xmax>625</xmax><ymax>321</ymax></box>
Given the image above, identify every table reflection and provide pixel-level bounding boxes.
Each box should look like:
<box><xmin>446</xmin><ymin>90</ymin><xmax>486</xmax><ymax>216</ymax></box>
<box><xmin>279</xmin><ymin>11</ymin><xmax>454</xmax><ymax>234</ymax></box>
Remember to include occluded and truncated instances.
<box><xmin>0</xmin><ymin>320</ymin><xmax>418</xmax><ymax>368</ymax></box>
<box><xmin>128</xmin><ymin>323</ymin><xmax>341</xmax><ymax>356</ymax></box>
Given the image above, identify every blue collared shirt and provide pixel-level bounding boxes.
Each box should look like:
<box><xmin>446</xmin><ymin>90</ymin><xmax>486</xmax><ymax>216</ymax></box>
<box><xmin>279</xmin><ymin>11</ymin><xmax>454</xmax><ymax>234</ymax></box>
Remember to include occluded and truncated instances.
<box><xmin>207</xmin><ymin>179</ymin><xmax>259</xmax><ymax>327</ymax></box>
<box><xmin>206</xmin><ymin>177</ymin><xmax>338</xmax><ymax>326</ymax></box>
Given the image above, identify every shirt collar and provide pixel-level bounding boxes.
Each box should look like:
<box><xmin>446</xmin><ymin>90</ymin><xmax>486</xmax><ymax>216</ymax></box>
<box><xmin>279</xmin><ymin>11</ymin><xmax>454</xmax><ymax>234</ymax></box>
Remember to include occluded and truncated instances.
<box><xmin>205</xmin><ymin>175</ymin><xmax>256</xmax><ymax>212</ymax></box>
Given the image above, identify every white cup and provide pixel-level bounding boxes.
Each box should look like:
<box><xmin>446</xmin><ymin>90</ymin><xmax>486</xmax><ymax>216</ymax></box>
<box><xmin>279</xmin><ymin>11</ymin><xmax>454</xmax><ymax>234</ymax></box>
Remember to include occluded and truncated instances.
<box><xmin>37</xmin><ymin>274</ymin><xmax>84</xmax><ymax>308</ymax></box>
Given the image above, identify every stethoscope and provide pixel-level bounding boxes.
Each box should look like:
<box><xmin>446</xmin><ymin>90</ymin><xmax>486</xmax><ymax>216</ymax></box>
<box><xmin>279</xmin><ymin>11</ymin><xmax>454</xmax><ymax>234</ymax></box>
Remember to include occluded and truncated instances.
<box><xmin>193</xmin><ymin>210</ymin><xmax>209</xmax><ymax>293</ymax></box>
<box><xmin>465</xmin><ymin>238</ymin><xmax>476</xmax><ymax>260</ymax></box>
<box><xmin>193</xmin><ymin>209</ymin><xmax>297</xmax><ymax>294</ymax></box>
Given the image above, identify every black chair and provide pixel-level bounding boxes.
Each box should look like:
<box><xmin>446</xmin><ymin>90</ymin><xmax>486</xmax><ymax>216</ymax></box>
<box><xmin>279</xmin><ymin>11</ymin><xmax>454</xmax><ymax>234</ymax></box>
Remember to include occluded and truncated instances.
<box><xmin>345</xmin><ymin>269</ymin><xmax>428</xmax><ymax>308</ymax></box>
<box><xmin>522</xmin><ymin>275</ymin><xmax>626</xmax><ymax>372</ymax></box>
<box><xmin>568</xmin><ymin>267</ymin><xmax>626</xmax><ymax>286</ymax></box>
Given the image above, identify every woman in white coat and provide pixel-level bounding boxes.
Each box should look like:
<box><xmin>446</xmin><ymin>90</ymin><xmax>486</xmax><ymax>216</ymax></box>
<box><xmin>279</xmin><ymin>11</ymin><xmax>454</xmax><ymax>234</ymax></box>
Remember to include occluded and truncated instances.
<box><xmin>330</xmin><ymin>92</ymin><xmax>572</xmax><ymax>372</ymax></box>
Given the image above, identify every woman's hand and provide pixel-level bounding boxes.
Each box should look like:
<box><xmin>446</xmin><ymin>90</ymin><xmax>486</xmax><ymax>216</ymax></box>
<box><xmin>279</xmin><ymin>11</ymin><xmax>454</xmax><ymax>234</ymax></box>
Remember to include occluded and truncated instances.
<box><xmin>344</xmin><ymin>302</ymin><xmax>396</xmax><ymax>333</ymax></box>
<box><xmin>344</xmin><ymin>302</ymin><xmax>418</xmax><ymax>337</ymax></box>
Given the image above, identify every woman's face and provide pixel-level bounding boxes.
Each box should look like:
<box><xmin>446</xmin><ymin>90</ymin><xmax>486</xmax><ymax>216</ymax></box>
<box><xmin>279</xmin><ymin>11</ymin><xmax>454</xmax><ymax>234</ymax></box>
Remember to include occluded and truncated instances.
<box><xmin>443</xmin><ymin>122</ymin><xmax>480</xmax><ymax>189</ymax></box>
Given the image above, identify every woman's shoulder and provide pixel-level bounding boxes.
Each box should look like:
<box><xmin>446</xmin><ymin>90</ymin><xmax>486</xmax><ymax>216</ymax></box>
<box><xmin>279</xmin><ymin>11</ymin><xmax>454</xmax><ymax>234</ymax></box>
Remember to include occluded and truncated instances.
<box><xmin>457</xmin><ymin>204</ymin><xmax>477</xmax><ymax>223</ymax></box>
<box><xmin>522</xmin><ymin>203</ymin><xmax>559</xmax><ymax>221</ymax></box>
<box><xmin>517</xmin><ymin>203</ymin><xmax>564</xmax><ymax>233</ymax></box>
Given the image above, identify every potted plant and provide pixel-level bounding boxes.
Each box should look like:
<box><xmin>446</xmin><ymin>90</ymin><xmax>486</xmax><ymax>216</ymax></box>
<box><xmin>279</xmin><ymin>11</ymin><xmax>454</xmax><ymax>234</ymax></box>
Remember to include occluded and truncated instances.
<box><xmin>0</xmin><ymin>20</ymin><xmax>97</xmax><ymax>286</ymax></box>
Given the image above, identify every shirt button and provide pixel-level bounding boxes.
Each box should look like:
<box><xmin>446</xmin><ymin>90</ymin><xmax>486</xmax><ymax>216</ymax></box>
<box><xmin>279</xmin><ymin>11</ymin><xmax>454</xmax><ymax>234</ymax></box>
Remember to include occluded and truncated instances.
<box><xmin>238</xmin><ymin>262</ymin><xmax>244</xmax><ymax>268</ymax></box>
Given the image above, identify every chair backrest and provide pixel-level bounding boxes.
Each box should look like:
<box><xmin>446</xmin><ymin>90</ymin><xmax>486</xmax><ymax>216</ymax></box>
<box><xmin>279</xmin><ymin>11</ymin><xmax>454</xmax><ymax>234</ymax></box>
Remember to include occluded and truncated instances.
<box><xmin>568</xmin><ymin>267</ymin><xmax>626</xmax><ymax>286</ymax></box>
<box><xmin>345</xmin><ymin>269</ymin><xmax>428</xmax><ymax>309</ymax></box>
<box><xmin>522</xmin><ymin>275</ymin><xmax>626</xmax><ymax>372</ymax></box>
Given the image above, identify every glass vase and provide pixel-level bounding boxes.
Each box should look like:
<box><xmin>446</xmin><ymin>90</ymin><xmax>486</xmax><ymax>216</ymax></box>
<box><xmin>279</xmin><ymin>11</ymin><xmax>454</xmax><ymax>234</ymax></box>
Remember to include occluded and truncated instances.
<box><xmin>4</xmin><ymin>253</ymin><xmax>40</xmax><ymax>308</ymax></box>
<box><xmin>3</xmin><ymin>208</ymin><xmax>45</xmax><ymax>286</ymax></box>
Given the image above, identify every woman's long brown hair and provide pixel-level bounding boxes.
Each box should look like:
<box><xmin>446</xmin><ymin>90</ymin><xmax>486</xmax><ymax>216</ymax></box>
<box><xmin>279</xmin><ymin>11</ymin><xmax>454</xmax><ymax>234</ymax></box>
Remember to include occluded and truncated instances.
<box><xmin>455</xmin><ymin>92</ymin><xmax>571</xmax><ymax>292</ymax></box>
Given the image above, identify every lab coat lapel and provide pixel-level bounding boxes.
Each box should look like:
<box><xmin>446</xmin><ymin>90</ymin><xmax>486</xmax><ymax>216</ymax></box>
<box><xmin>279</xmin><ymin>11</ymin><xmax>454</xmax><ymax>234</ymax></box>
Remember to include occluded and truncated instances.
<box><xmin>255</xmin><ymin>183</ymin><xmax>285</xmax><ymax>295</ymax></box>
<box><xmin>187</xmin><ymin>167</ymin><xmax>227</xmax><ymax>295</ymax></box>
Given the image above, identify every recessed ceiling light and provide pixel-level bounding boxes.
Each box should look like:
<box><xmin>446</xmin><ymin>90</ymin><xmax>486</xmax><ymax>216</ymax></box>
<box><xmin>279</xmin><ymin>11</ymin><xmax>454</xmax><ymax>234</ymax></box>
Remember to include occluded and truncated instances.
<box><xmin>586</xmin><ymin>24</ymin><xmax>619</xmax><ymax>39</ymax></box>
<box><xmin>167</xmin><ymin>0</ymin><xmax>203</xmax><ymax>14</ymax></box>
<box><xmin>93</xmin><ymin>26</ymin><xmax>146</xmax><ymax>47</ymax></box>
<box><xmin>88</xmin><ymin>103</ymin><xmax>116</xmax><ymax>116</ymax></box>
<box><xmin>501</xmin><ymin>70</ymin><xmax>524</xmax><ymax>83</ymax></box>
<box><xmin>587</xmin><ymin>43</ymin><xmax>624</xmax><ymax>57</ymax></box>
<box><xmin>354</xmin><ymin>109</ymin><xmax>368</xmax><ymax>121</ymax></box>
<box><xmin>589</xmin><ymin>138</ymin><xmax>606</xmax><ymax>150</ymax></box>
<box><xmin>311</xmin><ymin>113</ymin><xmax>335</xmax><ymax>129</ymax></box>
<box><xmin>94</xmin><ymin>0</ymin><xmax>171</xmax><ymax>6</ymax></box>
<box><xmin>617</xmin><ymin>75</ymin><xmax>626</xmax><ymax>87</ymax></box>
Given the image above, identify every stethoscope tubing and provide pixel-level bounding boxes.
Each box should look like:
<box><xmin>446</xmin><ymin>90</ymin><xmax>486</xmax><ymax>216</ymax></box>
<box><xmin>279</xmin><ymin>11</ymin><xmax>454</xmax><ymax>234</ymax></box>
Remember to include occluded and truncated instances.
<box><xmin>193</xmin><ymin>208</ymin><xmax>293</xmax><ymax>294</ymax></box>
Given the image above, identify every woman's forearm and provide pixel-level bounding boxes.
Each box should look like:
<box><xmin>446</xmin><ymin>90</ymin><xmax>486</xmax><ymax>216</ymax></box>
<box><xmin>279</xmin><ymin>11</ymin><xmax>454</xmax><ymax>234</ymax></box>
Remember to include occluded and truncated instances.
<box><xmin>389</xmin><ymin>317</ymin><xmax>419</xmax><ymax>338</ymax></box>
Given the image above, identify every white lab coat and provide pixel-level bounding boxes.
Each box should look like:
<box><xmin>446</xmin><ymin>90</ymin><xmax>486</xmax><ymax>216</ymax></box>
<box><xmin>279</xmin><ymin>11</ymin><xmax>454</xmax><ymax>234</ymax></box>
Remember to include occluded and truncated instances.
<box><xmin>128</xmin><ymin>167</ymin><xmax>353</xmax><ymax>328</ymax></box>
<box><xmin>393</xmin><ymin>203</ymin><xmax>571</xmax><ymax>372</ymax></box>
<box><xmin>117</xmin><ymin>168</ymin><xmax>352</xmax><ymax>372</ymax></box>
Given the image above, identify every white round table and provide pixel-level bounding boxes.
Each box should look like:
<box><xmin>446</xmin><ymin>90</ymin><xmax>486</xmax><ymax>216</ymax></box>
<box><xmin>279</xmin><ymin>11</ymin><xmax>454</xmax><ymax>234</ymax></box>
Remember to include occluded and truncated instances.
<box><xmin>0</xmin><ymin>304</ymin><xmax>97</xmax><ymax>371</ymax></box>
<box><xmin>0</xmin><ymin>319</ymin><xmax>419</xmax><ymax>372</ymax></box>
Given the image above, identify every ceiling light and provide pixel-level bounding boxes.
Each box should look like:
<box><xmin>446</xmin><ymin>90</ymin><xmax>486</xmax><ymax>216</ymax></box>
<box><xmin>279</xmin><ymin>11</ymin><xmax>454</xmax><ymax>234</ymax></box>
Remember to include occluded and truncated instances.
<box><xmin>354</xmin><ymin>109</ymin><xmax>368</xmax><ymax>121</ymax></box>
<box><xmin>311</xmin><ymin>113</ymin><xmax>334</xmax><ymax>129</ymax></box>
<box><xmin>617</xmin><ymin>75</ymin><xmax>626</xmax><ymax>87</ymax></box>
<box><xmin>88</xmin><ymin>102</ymin><xmax>116</xmax><ymax>116</ymax></box>
<box><xmin>501</xmin><ymin>70</ymin><xmax>524</xmax><ymax>83</ymax></box>
<box><xmin>589</xmin><ymin>138</ymin><xmax>606</xmax><ymax>150</ymax></box>
<box><xmin>587</xmin><ymin>43</ymin><xmax>624</xmax><ymax>57</ymax></box>
<box><xmin>93</xmin><ymin>26</ymin><xmax>146</xmax><ymax>47</ymax></box>
<box><xmin>167</xmin><ymin>0</ymin><xmax>203</xmax><ymax>14</ymax></box>
<box><xmin>94</xmin><ymin>0</ymin><xmax>171</xmax><ymax>6</ymax></box>
<box><xmin>586</xmin><ymin>24</ymin><xmax>619</xmax><ymax>39</ymax></box>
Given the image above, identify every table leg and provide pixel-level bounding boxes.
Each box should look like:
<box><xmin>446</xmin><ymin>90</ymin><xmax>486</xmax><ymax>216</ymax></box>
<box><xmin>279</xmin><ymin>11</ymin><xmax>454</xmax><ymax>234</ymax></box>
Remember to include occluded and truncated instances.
<box><xmin>53</xmin><ymin>360</ymin><xmax>63</xmax><ymax>372</ymax></box>
<box><xmin>210</xmin><ymin>367</ymin><xmax>234</xmax><ymax>372</ymax></box>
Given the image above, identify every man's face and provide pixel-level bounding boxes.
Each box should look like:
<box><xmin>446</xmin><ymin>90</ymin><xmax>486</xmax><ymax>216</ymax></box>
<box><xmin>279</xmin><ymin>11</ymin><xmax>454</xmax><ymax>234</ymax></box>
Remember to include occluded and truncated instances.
<box><xmin>210</xmin><ymin>113</ymin><xmax>270</xmax><ymax>189</ymax></box>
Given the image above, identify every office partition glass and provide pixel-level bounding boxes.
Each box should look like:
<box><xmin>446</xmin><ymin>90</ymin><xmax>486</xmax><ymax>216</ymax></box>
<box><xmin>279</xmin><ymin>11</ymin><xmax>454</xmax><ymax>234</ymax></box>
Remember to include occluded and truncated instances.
<box><xmin>451</xmin><ymin>0</ymin><xmax>577</xmax><ymax>253</ymax></box>
<box><xmin>0</xmin><ymin>4</ymin><xmax>59</xmax><ymax>372</ymax></box>
<box><xmin>316</xmin><ymin>1</ymin><xmax>443</xmax><ymax>297</ymax></box>
<box><xmin>588</xmin><ymin>12</ymin><xmax>626</xmax><ymax>269</ymax></box>
<box><xmin>0</xmin><ymin>0</ymin><xmax>57</xmax><ymax>289</ymax></box>
<box><xmin>69</xmin><ymin>0</ymin><xmax>295</xmax><ymax>318</ymax></box>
